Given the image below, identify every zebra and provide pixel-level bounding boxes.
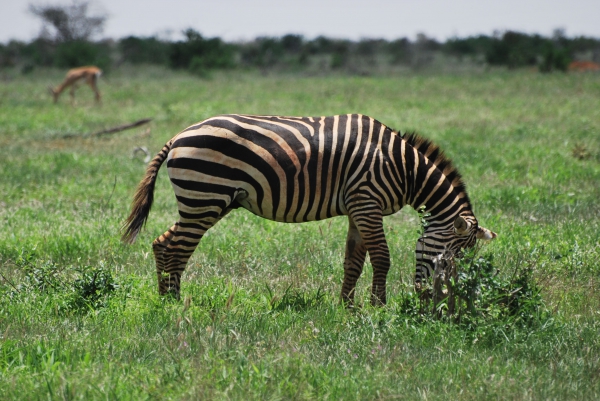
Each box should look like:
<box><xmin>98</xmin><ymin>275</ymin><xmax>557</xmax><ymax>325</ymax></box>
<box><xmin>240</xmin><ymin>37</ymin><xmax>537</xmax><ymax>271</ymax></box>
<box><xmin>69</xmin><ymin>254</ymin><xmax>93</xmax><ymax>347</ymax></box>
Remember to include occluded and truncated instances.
<box><xmin>122</xmin><ymin>114</ymin><xmax>496</xmax><ymax>305</ymax></box>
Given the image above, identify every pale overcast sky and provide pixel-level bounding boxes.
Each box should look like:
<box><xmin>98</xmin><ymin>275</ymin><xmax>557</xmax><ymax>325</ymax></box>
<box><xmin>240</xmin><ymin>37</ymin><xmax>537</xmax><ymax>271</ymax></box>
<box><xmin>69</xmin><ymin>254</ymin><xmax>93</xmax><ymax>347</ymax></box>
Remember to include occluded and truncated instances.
<box><xmin>1</xmin><ymin>0</ymin><xmax>599</xmax><ymax>43</ymax></box>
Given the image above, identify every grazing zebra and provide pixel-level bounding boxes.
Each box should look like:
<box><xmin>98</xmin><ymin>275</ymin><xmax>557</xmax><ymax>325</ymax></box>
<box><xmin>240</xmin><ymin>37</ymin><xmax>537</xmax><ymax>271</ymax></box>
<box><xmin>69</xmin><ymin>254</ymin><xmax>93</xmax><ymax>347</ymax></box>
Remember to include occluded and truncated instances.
<box><xmin>122</xmin><ymin>114</ymin><xmax>496</xmax><ymax>305</ymax></box>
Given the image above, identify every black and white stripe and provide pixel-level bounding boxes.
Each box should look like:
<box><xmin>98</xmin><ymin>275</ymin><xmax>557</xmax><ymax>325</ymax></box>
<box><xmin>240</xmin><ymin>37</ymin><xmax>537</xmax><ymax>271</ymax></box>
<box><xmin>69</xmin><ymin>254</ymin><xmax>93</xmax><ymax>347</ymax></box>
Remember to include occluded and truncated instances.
<box><xmin>123</xmin><ymin>114</ymin><xmax>496</xmax><ymax>305</ymax></box>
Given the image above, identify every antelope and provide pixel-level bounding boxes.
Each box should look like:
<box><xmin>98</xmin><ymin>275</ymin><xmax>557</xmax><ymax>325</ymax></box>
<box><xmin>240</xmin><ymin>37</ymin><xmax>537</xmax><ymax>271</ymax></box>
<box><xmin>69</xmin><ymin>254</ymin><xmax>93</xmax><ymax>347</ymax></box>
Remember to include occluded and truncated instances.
<box><xmin>568</xmin><ymin>61</ymin><xmax>600</xmax><ymax>72</ymax></box>
<box><xmin>49</xmin><ymin>66</ymin><xmax>102</xmax><ymax>104</ymax></box>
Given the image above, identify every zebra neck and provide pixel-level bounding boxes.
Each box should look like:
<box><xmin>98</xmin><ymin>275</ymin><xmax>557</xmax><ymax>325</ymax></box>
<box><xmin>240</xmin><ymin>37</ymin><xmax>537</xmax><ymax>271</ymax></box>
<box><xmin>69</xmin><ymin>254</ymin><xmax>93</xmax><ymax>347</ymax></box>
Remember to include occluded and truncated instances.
<box><xmin>398</xmin><ymin>131</ymin><xmax>472</xmax><ymax>223</ymax></box>
<box><xmin>405</xmin><ymin>157</ymin><xmax>470</xmax><ymax>228</ymax></box>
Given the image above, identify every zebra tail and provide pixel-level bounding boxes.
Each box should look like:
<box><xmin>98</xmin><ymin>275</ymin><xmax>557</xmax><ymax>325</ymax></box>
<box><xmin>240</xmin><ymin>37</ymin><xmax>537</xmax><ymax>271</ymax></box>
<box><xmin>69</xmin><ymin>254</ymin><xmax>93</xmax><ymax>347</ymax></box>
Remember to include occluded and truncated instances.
<box><xmin>121</xmin><ymin>140</ymin><xmax>173</xmax><ymax>244</ymax></box>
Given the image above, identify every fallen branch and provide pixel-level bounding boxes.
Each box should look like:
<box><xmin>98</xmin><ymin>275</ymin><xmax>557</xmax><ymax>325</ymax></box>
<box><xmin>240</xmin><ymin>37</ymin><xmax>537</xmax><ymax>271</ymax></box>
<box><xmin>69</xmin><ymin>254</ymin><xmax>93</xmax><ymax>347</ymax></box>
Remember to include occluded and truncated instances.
<box><xmin>62</xmin><ymin>118</ymin><xmax>152</xmax><ymax>139</ymax></box>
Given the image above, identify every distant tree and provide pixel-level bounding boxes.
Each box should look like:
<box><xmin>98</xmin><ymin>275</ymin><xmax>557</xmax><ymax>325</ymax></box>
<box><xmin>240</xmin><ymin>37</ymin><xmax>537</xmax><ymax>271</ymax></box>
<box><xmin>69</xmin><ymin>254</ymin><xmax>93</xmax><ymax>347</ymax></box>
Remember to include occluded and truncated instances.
<box><xmin>281</xmin><ymin>34</ymin><xmax>304</xmax><ymax>53</ymax></box>
<box><xmin>412</xmin><ymin>33</ymin><xmax>439</xmax><ymax>68</ymax></box>
<box><xmin>306</xmin><ymin>36</ymin><xmax>335</xmax><ymax>54</ymax></box>
<box><xmin>443</xmin><ymin>35</ymin><xmax>494</xmax><ymax>60</ymax></box>
<box><xmin>169</xmin><ymin>29</ymin><xmax>235</xmax><ymax>74</ymax></box>
<box><xmin>485</xmin><ymin>31</ymin><xmax>545</xmax><ymax>68</ymax></box>
<box><xmin>29</xmin><ymin>0</ymin><xmax>107</xmax><ymax>43</ymax></box>
<box><xmin>387</xmin><ymin>38</ymin><xmax>412</xmax><ymax>65</ymax></box>
<box><xmin>119</xmin><ymin>36</ymin><xmax>170</xmax><ymax>65</ymax></box>
<box><xmin>539</xmin><ymin>43</ymin><xmax>570</xmax><ymax>73</ymax></box>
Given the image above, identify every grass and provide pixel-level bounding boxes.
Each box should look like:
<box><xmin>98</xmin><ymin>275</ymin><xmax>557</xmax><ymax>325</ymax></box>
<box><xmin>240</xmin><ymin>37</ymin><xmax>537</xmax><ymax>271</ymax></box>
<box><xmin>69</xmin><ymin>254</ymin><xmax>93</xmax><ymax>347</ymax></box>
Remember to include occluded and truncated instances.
<box><xmin>1</xmin><ymin>65</ymin><xmax>600</xmax><ymax>399</ymax></box>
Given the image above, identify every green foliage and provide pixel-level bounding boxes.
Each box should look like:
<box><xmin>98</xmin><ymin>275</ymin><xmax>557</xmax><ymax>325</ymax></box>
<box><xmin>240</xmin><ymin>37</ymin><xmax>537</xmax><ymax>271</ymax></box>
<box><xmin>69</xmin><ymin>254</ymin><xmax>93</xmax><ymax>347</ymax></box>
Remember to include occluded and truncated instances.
<box><xmin>3</xmin><ymin>30</ymin><xmax>600</xmax><ymax>74</ymax></box>
<box><xmin>396</xmin><ymin>250</ymin><xmax>545</xmax><ymax>329</ymax></box>
<box><xmin>485</xmin><ymin>31</ymin><xmax>547</xmax><ymax>68</ymax></box>
<box><xmin>387</xmin><ymin>37</ymin><xmax>413</xmax><ymax>65</ymax></box>
<box><xmin>482</xmin><ymin>30</ymin><xmax>581</xmax><ymax>71</ymax></box>
<box><xmin>443</xmin><ymin>35</ymin><xmax>495</xmax><ymax>58</ymax></box>
<box><xmin>267</xmin><ymin>285</ymin><xmax>326</xmax><ymax>312</ymax></box>
<box><xmin>235</xmin><ymin>34</ymin><xmax>311</xmax><ymax>69</ymax></box>
<box><xmin>239</xmin><ymin>36</ymin><xmax>287</xmax><ymax>69</ymax></box>
<box><xmin>12</xmin><ymin>249</ymin><xmax>121</xmax><ymax>313</ymax></box>
<box><xmin>452</xmin><ymin>251</ymin><xmax>544</xmax><ymax>324</ymax></box>
<box><xmin>118</xmin><ymin>36</ymin><xmax>170</xmax><ymax>65</ymax></box>
<box><xmin>416</xmin><ymin>205</ymin><xmax>431</xmax><ymax>232</ymax></box>
<box><xmin>53</xmin><ymin>40</ymin><xmax>111</xmax><ymax>69</ymax></box>
<box><xmin>539</xmin><ymin>43</ymin><xmax>571</xmax><ymax>73</ymax></box>
<box><xmin>0</xmin><ymin>39</ymin><xmax>54</xmax><ymax>69</ymax></box>
<box><xmin>70</xmin><ymin>263</ymin><xmax>119</xmax><ymax>309</ymax></box>
<box><xmin>169</xmin><ymin>29</ymin><xmax>235</xmax><ymax>72</ymax></box>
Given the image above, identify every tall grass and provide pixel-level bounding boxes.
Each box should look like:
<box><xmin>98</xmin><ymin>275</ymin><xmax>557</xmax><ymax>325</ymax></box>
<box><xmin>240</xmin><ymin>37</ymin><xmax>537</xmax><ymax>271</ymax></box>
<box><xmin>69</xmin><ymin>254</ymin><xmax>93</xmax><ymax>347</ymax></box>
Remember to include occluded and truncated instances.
<box><xmin>1</xmin><ymin>66</ymin><xmax>599</xmax><ymax>399</ymax></box>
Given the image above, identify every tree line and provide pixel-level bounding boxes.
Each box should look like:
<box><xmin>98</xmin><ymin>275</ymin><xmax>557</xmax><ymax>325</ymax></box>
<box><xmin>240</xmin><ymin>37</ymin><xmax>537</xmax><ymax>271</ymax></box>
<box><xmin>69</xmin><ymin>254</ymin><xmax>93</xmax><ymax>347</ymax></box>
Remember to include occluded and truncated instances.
<box><xmin>1</xmin><ymin>0</ymin><xmax>599</xmax><ymax>75</ymax></box>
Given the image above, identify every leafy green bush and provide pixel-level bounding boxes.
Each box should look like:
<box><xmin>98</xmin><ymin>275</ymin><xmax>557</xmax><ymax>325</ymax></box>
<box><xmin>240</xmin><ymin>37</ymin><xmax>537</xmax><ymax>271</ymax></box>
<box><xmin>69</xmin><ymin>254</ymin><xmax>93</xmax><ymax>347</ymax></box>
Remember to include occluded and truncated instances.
<box><xmin>443</xmin><ymin>35</ymin><xmax>494</xmax><ymax>59</ymax></box>
<box><xmin>169</xmin><ymin>29</ymin><xmax>235</xmax><ymax>72</ymax></box>
<box><xmin>0</xmin><ymin>39</ymin><xmax>54</xmax><ymax>69</ymax></box>
<box><xmin>53</xmin><ymin>40</ymin><xmax>111</xmax><ymax>70</ymax></box>
<box><xmin>118</xmin><ymin>36</ymin><xmax>170</xmax><ymax>65</ymax></box>
<box><xmin>239</xmin><ymin>37</ymin><xmax>284</xmax><ymax>68</ymax></box>
<box><xmin>396</xmin><ymin>250</ymin><xmax>545</xmax><ymax>329</ymax></box>
<box><xmin>11</xmin><ymin>250</ymin><xmax>121</xmax><ymax>313</ymax></box>
<box><xmin>452</xmin><ymin>252</ymin><xmax>544</xmax><ymax>324</ymax></box>
<box><xmin>485</xmin><ymin>31</ymin><xmax>546</xmax><ymax>68</ymax></box>
<box><xmin>539</xmin><ymin>44</ymin><xmax>570</xmax><ymax>73</ymax></box>
<box><xmin>69</xmin><ymin>263</ymin><xmax>118</xmax><ymax>309</ymax></box>
<box><xmin>387</xmin><ymin>38</ymin><xmax>413</xmax><ymax>65</ymax></box>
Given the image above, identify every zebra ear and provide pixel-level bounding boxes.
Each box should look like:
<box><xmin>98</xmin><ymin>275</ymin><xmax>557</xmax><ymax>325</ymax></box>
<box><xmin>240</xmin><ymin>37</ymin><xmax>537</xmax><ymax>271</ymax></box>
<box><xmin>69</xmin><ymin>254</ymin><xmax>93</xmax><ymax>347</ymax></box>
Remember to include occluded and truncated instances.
<box><xmin>453</xmin><ymin>216</ymin><xmax>471</xmax><ymax>235</ymax></box>
<box><xmin>476</xmin><ymin>227</ymin><xmax>497</xmax><ymax>241</ymax></box>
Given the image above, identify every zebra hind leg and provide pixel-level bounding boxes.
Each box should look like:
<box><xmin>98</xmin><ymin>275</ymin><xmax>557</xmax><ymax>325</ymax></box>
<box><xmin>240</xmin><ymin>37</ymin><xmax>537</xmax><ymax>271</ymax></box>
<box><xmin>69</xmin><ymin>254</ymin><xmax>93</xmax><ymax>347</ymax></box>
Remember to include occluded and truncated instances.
<box><xmin>341</xmin><ymin>217</ymin><xmax>367</xmax><ymax>307</ymax></box>
<box><xmin>152</xmin><ymin>223</ymin><xmax>181</xmax><ymax>298</ymax></box>
<box><xmin>152</xmin><ymin>199</ymin><xmax>241</xmax><ymax>299</ymax></box>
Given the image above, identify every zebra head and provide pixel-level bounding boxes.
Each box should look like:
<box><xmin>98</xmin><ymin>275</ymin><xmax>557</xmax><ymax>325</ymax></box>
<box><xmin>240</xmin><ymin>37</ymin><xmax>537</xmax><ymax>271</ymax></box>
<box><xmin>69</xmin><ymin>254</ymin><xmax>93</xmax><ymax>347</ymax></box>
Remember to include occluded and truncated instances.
<box><xmin>451</xmin><ymin>214</ymin><xmax>497</xmax><ymax>251</ymax></box>
<box><xmin>415</xmin><ymin>213</ymin><xmax>497</xmax><ymax>286</ymax></box>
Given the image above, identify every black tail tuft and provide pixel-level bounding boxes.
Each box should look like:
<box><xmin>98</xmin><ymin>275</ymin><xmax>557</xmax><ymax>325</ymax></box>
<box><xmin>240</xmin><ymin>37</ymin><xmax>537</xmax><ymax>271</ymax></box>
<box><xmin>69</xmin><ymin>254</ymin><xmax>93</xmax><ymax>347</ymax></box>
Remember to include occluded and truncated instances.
<box><xmin>121</xmin><ymin>141</ymin><xmax>172</xmax><ymax>244</ymax></box>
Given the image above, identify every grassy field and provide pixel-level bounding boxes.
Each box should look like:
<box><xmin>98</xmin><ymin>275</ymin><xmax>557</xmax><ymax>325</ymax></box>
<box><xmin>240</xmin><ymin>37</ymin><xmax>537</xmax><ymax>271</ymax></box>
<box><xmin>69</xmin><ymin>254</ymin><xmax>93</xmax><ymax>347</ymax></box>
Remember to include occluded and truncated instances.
<box><xmin>1</xmin><ymin>66</ymin><xmax>599</xmax><ymax>400</ymax></box>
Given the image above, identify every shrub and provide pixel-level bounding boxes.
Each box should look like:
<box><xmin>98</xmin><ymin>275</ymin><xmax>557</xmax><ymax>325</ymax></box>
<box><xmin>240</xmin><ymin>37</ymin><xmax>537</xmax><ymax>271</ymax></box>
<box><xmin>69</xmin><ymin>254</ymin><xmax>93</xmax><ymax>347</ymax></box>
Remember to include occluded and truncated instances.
<box><xmin>330</xmin><ymin>41</ymin><xmax>349</xmax><ymax>69</ymax></box>
<box><xmin>539</xmin><ymin>44</ymin><xmax>570</xmax><ymax>73</ymax></box>
<box><xmin>485</xmin><ymin>31</ymin><xmax>546</xmax><ymax>68</ymax></box>
<box><xmin>169</xmin><ymin>29</ymin><xmax>235</xmax><ymax>72</ymax></box>
<box><xmin>387</xmin><ymin>38</ymin><xmax>413</xmax><ymax>65</ymax></box>
<box><xmin>11</xmin><ymin>250</ymin><xmax>122</xmax><ymax>313</ymax></box>
<box><xmin>443</xmin><ymin>35</ymin><xmax>495</xmax><ymax>60</ymax></box>
<box><xmin>119</xmin><ymin>36</ymin><xmax>170</xmax><ymax>65</ymax></box>
<box><xmin>438</xmin><ymin>250</ymin><xmax>546</xmax><ymax>329</ymax></box>
<box><xmin>53</xmin><ymin>40</ymin><xmax>111</xmax><ymax>70</ymax></box>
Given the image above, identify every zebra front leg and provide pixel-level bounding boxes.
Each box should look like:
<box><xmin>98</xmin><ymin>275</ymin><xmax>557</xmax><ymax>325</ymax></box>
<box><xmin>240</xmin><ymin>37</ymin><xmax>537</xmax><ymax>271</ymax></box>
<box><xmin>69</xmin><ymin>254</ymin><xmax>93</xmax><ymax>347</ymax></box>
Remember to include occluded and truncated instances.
<box><xmin>348</xmin><ymin>204</ymin><xmax>390</xmax><ymax>306</ymax></box>
<box><xmin>414</xmin><ymin>239</ymin><xmax>435</xmax><ymax>312</ymax></box>
<box><xmin>341</xmin><ymin>217</ymin><xmax>367</xmax><ymax>307</ymax></box>
<box><xmin>367</xmin><ymin>239</ymin><xmax>391</xmax><ymax>306</ymax></box>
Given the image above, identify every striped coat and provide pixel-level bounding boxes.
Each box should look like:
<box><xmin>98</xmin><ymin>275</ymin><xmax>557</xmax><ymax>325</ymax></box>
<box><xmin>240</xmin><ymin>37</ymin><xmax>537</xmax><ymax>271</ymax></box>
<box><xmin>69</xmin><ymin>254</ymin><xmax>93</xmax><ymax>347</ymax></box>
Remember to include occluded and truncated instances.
<box><xmin>123</xmin><ymin>114</ymin><xmax>496</xmax><ymax>305</ymax></box>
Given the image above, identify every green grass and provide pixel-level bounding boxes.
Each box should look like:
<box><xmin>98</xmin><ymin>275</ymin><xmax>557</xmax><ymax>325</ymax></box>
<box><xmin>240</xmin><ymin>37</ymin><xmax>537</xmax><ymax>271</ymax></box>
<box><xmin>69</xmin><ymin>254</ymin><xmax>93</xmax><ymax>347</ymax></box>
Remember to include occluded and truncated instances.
<box><xmin>1</xmin><ymin>66</ymin><xmax>600</xmax><ymax>399</ymax></box>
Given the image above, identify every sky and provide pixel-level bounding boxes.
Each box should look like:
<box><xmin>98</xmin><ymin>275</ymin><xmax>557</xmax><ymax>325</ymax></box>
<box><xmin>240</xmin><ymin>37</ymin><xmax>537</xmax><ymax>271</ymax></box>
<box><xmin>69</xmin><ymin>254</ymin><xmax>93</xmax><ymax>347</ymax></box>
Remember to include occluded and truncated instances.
<box><xmin>2</xmin><ymin>0</ymin><xmax>600</xmax><ymax>43</ymax></box>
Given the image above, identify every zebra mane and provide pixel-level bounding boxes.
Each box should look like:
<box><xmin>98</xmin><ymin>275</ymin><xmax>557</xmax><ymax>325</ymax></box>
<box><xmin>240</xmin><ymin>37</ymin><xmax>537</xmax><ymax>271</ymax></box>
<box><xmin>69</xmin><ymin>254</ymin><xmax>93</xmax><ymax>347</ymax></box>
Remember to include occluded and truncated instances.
<box><xmin>401</xmin><ymin>131</ymin><xmax>472</xmax><ymax>208</ymax></box>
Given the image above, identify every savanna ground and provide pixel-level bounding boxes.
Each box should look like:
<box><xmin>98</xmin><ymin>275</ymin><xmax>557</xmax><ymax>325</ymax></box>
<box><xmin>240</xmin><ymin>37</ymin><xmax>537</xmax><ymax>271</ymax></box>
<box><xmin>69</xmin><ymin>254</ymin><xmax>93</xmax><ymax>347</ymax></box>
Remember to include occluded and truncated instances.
<box><xmin>1</xmin><ymin>66</ymin><xmax>599</xmax><ymax>400</ymax></box>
